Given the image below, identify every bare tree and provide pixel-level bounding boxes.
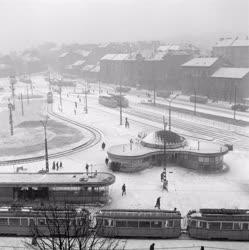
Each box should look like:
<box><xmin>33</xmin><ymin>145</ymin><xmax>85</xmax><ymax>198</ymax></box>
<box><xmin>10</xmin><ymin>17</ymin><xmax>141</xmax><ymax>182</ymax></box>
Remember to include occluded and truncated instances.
<box><xmin>24</xmin><ymin>204</ymin><xmax>126</xmax><ymax>250</ymax></box>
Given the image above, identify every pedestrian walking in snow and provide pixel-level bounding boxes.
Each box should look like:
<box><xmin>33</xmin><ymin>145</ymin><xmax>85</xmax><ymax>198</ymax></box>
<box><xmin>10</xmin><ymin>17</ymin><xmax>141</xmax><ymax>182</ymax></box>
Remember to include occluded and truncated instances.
<box><xmin>101</xmin><ymin>142</ymin><xmax>106</xmax><ymax>150</ymax></box>
<box><xmin>125</xmin><ymin>117</ymin><xmax>129</xmax><ymax>128</ymax></box>
<box><xmin>85</xmin><ymin>163</ymin><xmax>89</xmax><ymax>175</ymax></box>
<box><xmin>150</xmin><ymin>243</ymin><xmax>155</xmax><ymax>250</ymax></box>
<box><xmin>60</xmin><ymin>161</ymin><xmax>62</xmax><ymax>169</ymax></box>
<box><xmin>154</xmin><ymin>197</ymin><xmax>161</xmax><ymax>209</ymax></box>
<box><xmin>122</xmin><ymin>184</ymin><xmax>126</xmax><ymax>196</ymax></box>
<box><xmin>105</xmin><ymin>158</ymin><xmax>109</xmax><ymax>166</ymax></box>
<box><xmin>52</xmin><ymin>161</ymin><xmax>55</xmax><ymax>170</ymax></box>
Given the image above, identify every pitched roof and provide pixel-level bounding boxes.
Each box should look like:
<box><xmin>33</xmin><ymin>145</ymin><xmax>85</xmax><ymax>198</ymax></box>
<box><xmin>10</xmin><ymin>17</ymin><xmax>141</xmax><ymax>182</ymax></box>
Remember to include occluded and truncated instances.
<box><xmin>214</xmin><ymin>38</ymin><xmax>249</xmax><ymax>47</ymax></box>
<box><xmin>182</xmin><ymin>57</ymin><xmax>218</xmax><ymax>67</ymax></box>
<box><xmin>72</xmin><ymin>60</ymin><xmax>85</xmax><ymax>66</ymax></box>
<box><xmin>82</xmin><ymin>64</ymin><xmax>95</xmax><ymax>71</ymax></box>
<box><xmin>211</xmin><ymin>67</ymin><xmax>249</xmax><ymax>79</ymax></box>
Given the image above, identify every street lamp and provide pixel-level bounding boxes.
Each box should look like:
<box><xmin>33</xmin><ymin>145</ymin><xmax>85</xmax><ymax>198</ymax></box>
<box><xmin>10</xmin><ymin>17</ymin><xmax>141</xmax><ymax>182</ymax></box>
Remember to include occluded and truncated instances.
<box><xmin>166</xmin><ymin>94</ymin><xmax>180</xmax><ymax>131</ymax></box>
<box><xmin>40</xmin><ymin>116</ymin><xmax>49</xmax><ymax>172</ymax></box>
<box><xmin>233</xmin><ymin>84</ymin><xmax>237</xmax><ymax>121</ymax></box>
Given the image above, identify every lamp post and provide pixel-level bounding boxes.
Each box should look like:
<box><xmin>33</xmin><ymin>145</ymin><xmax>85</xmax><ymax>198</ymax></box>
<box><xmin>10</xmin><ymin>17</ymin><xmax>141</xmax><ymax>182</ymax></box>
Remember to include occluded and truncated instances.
<box><xmin>8</xmin><ymin>102</ymin><xmax>14</xmax><ymax>136</ymax></box>
<box><xmin>167</xmin><ymin>94</ymin><xmax>180</xmax><ymax>131</ymax></box>
<box><xmin>40</xmin><ymin>117</ymin><xmax>49</xmax><ymax>172</ymax></box>
<box><xmin>194</xmin><ymin>88</ymin><xmax>197</xmax><ymax>116</ymax></box>
<box><xmin>233</xmin><ymin>84</ymin><xmax>237</xmax><ymax>121</ymax></box>
<box><xmin>119</xmin><ymin>83</ymin><xmax>123</xmax><ymax>125</ymax></box>
<box><xmin>85</xmin><ymin>83</ymin><xmax>88</xmax><ymax>114</ymax></box>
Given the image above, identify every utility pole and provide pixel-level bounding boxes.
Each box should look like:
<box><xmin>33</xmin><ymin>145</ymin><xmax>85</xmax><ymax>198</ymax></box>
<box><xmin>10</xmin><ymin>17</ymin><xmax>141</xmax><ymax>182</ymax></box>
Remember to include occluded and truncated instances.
<box><xmin>194</xmin><ymin>88</ymin><xmax>197</xmax><ymax>116</ymax></box>
<box><xmin>40</xmin><ymin>117</ymin><xmax>49</xmax><ymax>172</ymax></box>
<box><xmin>8</xmin><ymin>102</ymin><xmax>14</xmax><ymax>136</ymax></box>
<box><xmin>26</xmin><ymin>85</ymin><xmax>29</xmax><ymax>104</ymax></box>
<box><xmin>233</xmin><ymin>84</ymin><xmax>237</xmax><ymax>121</ymax></box>
<box><xmin>31</xmin><ymin>81</ymin><xmax>33</xmax><ymax>96</ymax></box>
<box><xmin>168</xmin><ymin>102</ymin><xmax>172</xmax><ymax>131</ymax></box>
<box><xmin>9</xmin><ymin>76</ymin><xmax>16</xmax><ymax>110</ymax></box>
<box><xmin>59</xmin><ymin>86</ymin><xmax>62</xmax><ymax>111</ymax></box>
<box><xmin>85</xmin><ymin>84</ymin><xmax>88</xmax><ymax>114</ymax></box>
<box><xmin>98</xmin><ymin>80</ymin><xmax>101</xmax><ymax>95</ymax></box>
<box><xmin>119</xmin><ymin>83</ymin><xmax>122</xmax><ymax>125</ymax></box>
<box><xmin>153</xmin><ymin>84</ymin><xmax>156</xmax><ymax>105</ymax></box>
<box><xmin>20</xmin><ymin>93</ymin><xmax>24</xmax><ymax>116</ymax></box>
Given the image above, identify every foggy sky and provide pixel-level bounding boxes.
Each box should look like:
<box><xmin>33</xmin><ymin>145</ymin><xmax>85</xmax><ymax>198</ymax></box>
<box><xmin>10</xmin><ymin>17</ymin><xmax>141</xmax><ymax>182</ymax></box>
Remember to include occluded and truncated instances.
<box><xmin>0</xmin><ymin>0</ymin><xmax>248</xmax><ymax>53</ymax></box>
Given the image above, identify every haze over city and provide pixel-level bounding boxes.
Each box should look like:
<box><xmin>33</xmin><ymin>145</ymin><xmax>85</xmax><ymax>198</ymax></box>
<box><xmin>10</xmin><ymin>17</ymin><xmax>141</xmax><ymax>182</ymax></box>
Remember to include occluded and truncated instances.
<box><xmin>0</xmin><ymin>0</ymin><xmax>248</xmax><ymax>53</ymax></box>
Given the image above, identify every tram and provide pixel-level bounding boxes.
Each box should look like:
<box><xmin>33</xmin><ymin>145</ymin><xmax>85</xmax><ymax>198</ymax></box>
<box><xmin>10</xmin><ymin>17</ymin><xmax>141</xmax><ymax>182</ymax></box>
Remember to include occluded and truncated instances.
<box><xmin>98</xmin><ymin>95</ymin><xmax>118</xmax><ymax>108</ymax></box>
<box><xmin>47</xmin><ymin>91</ymin><xmax>53</xmax><ymax>104</ymax></box>
<box><xmin>109</xmin><ymin>94</ymin><xmax>129</xmax><ymax>108</ymax></box>
<box><xmin>187</xmin><ymin>208</ymin><xmax>249</xmax><ymax>240</ymax></box>
<box><xmin>0</xmin><ymin>206</ymin><xmax>89</xmax><ymax>237</ymax></box>
<box><xmin>95</xmin><ymin>209</ymin><xmax>181</xmax><ymax>239</ymax></box>
<box><xmin>189</xmin><ymin>95</ymin><xmax>208</xmax><ymax>104</ymax></box>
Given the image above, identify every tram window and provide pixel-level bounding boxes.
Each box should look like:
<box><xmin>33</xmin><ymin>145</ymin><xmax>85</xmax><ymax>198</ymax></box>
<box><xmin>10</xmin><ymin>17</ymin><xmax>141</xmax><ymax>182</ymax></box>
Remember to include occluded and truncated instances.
<box><xmin>233</xmin><ymin>222</ymin><xmax>242</xmax><ymax>230</ymax></box>
<box><xmin>38</xmin><ymin>218</ymin><xmax>46</xmax><ymax>226</ymax></box>
<box><xmin>9</xmin><ymin>218</ymin><xmax>20</xmax><ymax>226</ymax></box>
<box><xmin>104</xmin><ymin>219</ymin><xmax>113</xmax><ymax>227</ymax></box>
<box><xmin>21</xmin><ymin>218</ymin><xmax>28</xmax><ymax>226</ymax></box>
<box><xmin>190</xmin><ymin>220</ymin><xmax>197</xmax><ymax>228</ymax></box>
<box><xmin>242</xmin><ymin>223</ymin><xmax>248</xmax><ymax>230</ymax></box>
<box><xmin>200</xmin><ymin>221</ymin><xmax>207</xmax><ymax>229</ymax></box>
<box><xmin>139</xmin><ymin>221</ymin><xmax>150</xmax><ymax>228</ymax></box>
<box><xmin>0</xmin><ymin>218</ymin><xmax>8</xmax><ymax>225</ymax></box>
<box><xmin>221</xmin><ymin>222</ymin><xmax>233</xmax><ymax>230</ymax></box>
<box><xmin>127</xmin><ymin>221</ymin><xmax>138</xmax><ymax>228</ymax></box>
<box><xmin>168</xmin><ymin>220</ymin><xmax>174</xmax><ymax>228</ymax></box>
<box><xmin>151</xmin><ymin>221</ymin><xmax>162</xmax><ymax>228</ymax></box>
<box><xmin>209</xmin><ymin>222</ymin><xmax>220</xmax><ymax>230</ymax></box>
<box><xmin>29</xmin><ymin>218</ymin><xmax>36</xmax><ymax>226</ymax></box>
<box><xmin>116</xmin><ymin>221</ymin><xmax>127</xmax><ymax>227</ymax></box>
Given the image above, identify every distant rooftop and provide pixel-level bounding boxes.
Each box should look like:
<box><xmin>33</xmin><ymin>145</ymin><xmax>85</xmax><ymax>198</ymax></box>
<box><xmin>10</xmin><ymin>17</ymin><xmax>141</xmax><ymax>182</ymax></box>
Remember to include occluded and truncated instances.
<box><xmin>182</xmin><ymin>57</ymin><xmax>218</xmax><ymax>67</ymax></box>
<box><xmin>214</xmin><ymin>38</ymin><xmax>249</xmax><ymax>47</ymax></box>
<box><xmin>211</xmin><ymin>67</ymin><xmax>249</xmax><ymax>79</ymax></box>
<box><xmin>82</xmin><ymin>64</ymin><xmax>96</xmax><ymax>71</ymax></box>
<box><xmin>72</xmin><ymin>60</ymin><xmax>85</xmax><ymax>67</ymax></box>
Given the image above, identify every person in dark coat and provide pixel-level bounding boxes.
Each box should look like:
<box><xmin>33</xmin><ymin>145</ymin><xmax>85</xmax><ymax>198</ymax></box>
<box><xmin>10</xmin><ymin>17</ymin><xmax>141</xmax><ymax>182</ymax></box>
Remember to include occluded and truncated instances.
<box><xmin>105</xmin><ymin>158</ymin><xmax>109</xmax><ymax>166</ymax></box>
<box><xmin>52</xmin><ymin>161</ymin><xmax>55</xmax><ymax>170</ymax></box>
<box><xmin>56</xmin><ymin>162</ymin><xmax>59</xmax><ymax>171</ymax></box>
<box><xmin>85</xmin><ymin>163</ymin><xmax>89</xmax><ymax>175</ymax></box>
<box><xmin>122</xmin><ymin>184</ymin><xmax>126</xmax><ymax>196</ymax></box>
<box><xmin>150</xmin><ymin>243</ymin><xmax>155</xmax><ymax>250</ymax></box>
<box><xmin>101</xmin><ymin>142</ymin><xmax>106</xmax><ymax>150</ymax></box>
<box><xmin>60</xmin><ymin>161</ymin><xmax>62</xmax><ymax>168</ymax></box>
<box><xmin>154</xmin><ymin>197</ymin><xmax>161</xmax><ymax>209</ymax></box>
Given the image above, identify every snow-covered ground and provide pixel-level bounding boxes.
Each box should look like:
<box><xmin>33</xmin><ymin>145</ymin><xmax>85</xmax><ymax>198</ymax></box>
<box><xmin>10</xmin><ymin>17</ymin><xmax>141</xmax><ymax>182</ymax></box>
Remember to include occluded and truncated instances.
<box><xmin>1</xmin><ymin>76</ymin><xmax>249</xmax><ymax>249</ymax></box>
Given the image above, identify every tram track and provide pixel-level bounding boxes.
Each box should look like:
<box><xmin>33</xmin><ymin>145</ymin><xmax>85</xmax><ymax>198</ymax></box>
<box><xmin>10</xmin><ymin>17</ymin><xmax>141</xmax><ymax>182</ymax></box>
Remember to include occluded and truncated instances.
<box><xmin>123</xmin><ymin>107</ymin><xmax>249</xmax><ymax>151</ymax></box>
<box><xmin>0</xmin><ymin>109</ymin><xmax>102</xmax><ymax>166</ymax></box>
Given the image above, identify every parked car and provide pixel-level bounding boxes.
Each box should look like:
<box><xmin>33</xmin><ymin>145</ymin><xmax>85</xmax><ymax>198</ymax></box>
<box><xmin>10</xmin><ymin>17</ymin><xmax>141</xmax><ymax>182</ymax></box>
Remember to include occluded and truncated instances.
<box><xmin>231</xmin><ymin>104</ymin><xmax>248</xmax><ymax>112</ymax></box>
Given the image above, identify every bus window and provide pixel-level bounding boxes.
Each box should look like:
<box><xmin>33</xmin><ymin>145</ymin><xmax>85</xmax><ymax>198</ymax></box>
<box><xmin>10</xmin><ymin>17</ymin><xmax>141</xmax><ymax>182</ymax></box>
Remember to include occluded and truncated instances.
<box><xmin>221</xmin><ymin>222</ymin><xmax>233</xmax><ymax>230</ymax></box>
<box><xmin>242</xmin><ymin>223</ymin><xmax>248</xmax><ymax>230</ymax></box>
<box><xmin>0</xmin><ymin>218</ymin><xmax>8</xmax><ymax>225</ymax></box>
<box><xmin>209</xmin><ymin>222</ymin><xmax>220</xmax><ymax>230</ymax></box>
<box><xmin>21</xmin><ymin>218</ymin><xmax>28</xmax><ymax>226</ymax></box>
<box><xmin>234</xmin><ymin>222</ymin><xmax>242</xmax><ymax>230</ymax></box>
<box><xmin>127</xmin><ymin>221</ymin><xmax>138</xmax><ymax>228</ymax></box>
<box><xmin>116</xmin><ymin>221</ymin><xmax>127</xmax><ymax>228</ymax></box>
<box><xmin>139</xmin><ymin>221</ymin><xmax>150</xmax><ymax>228</ymax></box>
<box><xmin>9</xmin><ymin>218</ymin><xmax>20</xmax><ymax>226</ymax></box>
<box><xmin>151</xmin><ymin>221</ymin><xmax>162</xmax><ymax>228</ymax></box>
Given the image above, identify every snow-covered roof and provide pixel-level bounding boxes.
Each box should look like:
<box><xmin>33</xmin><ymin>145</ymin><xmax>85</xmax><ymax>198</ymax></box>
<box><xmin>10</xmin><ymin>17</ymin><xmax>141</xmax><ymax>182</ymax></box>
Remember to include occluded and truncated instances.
<box><xmin>90</xmin><ymin>65</ymin><xmax>100</xmax><ymax>73</ymax></box>
<box><xmin>211</xmin><ymin>67</ymin><xmax>249</xmax><ymax>79</ymax></box>
<box><xmin>214</xmin><ymin>38</ymin><xmax>249</xmax><ymax>47</ymax></box>
<box><xmin>182</xmin><ymin>57</ymin><xmax>218</xmax><ymax>67</ymax></box>
<box><xmin>100</xmin><ymin>53</ymin><xmax>130</xmax><ymax>61</ymax></box>
<box><xmin>59</xmin><ymin>52</ymin><xmax>69</xmax><ymax>58</ymax></box>
<box><xmin>75</xmin><ymin>50</ymin><xmax>91</xmax><ymax>57</ymax></box>
<box><xmin>158</xmin><ymin>45</ymin><xmax>180</xmax><ymax>52</ymax></box>
<box><xmin>82</xmin><ymin>64</ymin><xmax>95</xmax><ymax>71</ymax></box>
<box><xmin>72</xmin><ymin>60</ymin><xmax>85</xmax><ymax>66</ymax></box>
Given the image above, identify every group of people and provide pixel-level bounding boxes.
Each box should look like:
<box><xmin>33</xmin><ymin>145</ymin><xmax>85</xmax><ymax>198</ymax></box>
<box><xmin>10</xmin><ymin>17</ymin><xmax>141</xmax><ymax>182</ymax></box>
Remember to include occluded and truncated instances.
<box><xmin>52</xmin><ymin>161</ymin><xmax>63</xmax><ymax>171</ymax></box>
